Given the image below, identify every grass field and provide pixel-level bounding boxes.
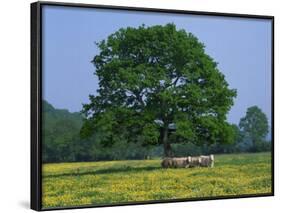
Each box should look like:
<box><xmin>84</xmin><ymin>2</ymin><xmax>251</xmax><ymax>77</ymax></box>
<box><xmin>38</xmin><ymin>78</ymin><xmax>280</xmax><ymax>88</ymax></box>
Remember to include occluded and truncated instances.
<box><xmin>42</xmin><ymin>152</ymin><xmax>272</xmax><ymax>208</ymax></box>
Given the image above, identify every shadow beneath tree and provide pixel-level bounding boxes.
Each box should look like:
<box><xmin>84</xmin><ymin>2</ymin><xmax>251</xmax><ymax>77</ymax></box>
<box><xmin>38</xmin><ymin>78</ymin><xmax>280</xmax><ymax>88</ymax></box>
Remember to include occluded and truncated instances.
<box><xmin>44</xmin><ymin>165</ymin><xmax>161</xmax><ymax>178</ymax></box>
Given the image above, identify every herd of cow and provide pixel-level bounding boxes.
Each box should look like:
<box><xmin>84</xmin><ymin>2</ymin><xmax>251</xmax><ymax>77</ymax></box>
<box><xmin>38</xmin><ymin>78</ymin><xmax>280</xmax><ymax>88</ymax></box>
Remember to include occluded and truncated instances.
<box><xmin>161</xmin><ymin>155</ymin><xmax>214</xmax><ymax>168</ymax></box>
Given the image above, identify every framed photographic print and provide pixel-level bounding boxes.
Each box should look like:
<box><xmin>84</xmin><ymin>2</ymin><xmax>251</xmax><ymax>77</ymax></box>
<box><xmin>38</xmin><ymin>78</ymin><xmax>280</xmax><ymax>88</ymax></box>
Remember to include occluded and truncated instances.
<box><xmin>31</xmin><ymin>1</ymin><xmax>274</xmax><ymax>211</ymax></box>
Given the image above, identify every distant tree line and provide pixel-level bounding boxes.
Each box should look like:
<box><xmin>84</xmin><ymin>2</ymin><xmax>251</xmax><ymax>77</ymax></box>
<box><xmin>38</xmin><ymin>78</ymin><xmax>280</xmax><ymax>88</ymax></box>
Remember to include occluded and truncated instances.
<box><xmin>42</xmin><ymin>100</ymin><xmax>159</xmax><ymax>162</ymax></box>
<box><xmin>42</xmin><ymin>100</ymin><xmax>271</xmax><ymax>163</ymax></box>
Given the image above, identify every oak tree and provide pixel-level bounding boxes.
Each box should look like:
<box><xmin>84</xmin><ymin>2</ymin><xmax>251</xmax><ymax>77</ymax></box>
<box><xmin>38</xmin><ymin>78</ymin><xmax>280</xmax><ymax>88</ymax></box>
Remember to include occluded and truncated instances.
<box><xmin>81</xmin><ymin>24</ymin><xmax>237</xmax><ymax>157</ymax></box>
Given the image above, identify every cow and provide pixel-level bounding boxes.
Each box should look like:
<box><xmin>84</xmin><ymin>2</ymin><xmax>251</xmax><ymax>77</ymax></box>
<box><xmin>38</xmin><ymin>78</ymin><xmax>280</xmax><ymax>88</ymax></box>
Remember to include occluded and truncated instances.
<box><xmin>187</xmin><ymin>156</ymin><xmax>202</xmax><ymax>168</ymax></box>
<box><xmin>161</xmin><ymin>157</ymin><xmax>189</xmax><ymax>168</ymax></box>
<box><xmin>161</xmin><ymin>158</ymin><xmax>174</xmax><ymax>168</ymax></box>
<box><xmin>171</xmin><ymin>157</ymin><xmax>189</xmax><ymax>168</ymax></box>
<box><xmin>199</xmin><ymin>155</ymin><xmax>214</xmax><ymax>167</ymax></box>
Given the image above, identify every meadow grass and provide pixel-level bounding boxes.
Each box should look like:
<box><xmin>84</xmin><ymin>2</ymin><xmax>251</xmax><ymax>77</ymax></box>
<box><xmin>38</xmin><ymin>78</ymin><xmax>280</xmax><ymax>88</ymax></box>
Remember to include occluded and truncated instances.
<box><xmin>42</xmin><ymin>152</ymin><xmax>272</xmax><ymax>208</ymax></box>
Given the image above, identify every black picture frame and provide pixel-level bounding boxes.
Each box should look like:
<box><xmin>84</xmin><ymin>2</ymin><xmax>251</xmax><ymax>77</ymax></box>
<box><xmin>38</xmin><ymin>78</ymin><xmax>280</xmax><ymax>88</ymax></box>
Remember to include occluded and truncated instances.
<box><xmin>31</xmin><ymin>1</ymin><xmax>274</xmax><ymax>211</ymax></box>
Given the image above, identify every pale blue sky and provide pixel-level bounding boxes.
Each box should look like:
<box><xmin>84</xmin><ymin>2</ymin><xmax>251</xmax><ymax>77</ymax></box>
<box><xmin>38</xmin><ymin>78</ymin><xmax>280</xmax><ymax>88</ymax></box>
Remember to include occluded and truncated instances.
<box><xmin>42</xmin><ymin>5</ymin><xmax>272</xmax><ymax>125</ymax></box>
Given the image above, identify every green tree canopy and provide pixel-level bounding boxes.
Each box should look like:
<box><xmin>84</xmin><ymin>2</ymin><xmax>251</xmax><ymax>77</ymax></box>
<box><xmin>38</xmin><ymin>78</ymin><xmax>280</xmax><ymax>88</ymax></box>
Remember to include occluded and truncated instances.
<box><xmin>81</xmin><ymin>23</ymin><xmax>237</xmax><ymax>157</ymax></box>
<box><xmin>239</xmin><ymin>106</ymin><xmax>269</xmax><ymax>150</ymax></box>
<box><xmin>42</xmin><ymin>100</ymin><xmax>83</xmax><ymax>162</ymax></box>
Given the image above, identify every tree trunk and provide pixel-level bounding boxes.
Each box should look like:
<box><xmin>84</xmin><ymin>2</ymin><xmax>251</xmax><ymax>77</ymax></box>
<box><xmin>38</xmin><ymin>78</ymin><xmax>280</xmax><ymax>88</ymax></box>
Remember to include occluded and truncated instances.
<box><xmin>163</xmin><ymin>124</ymin><xmax>172</xmax><ymax>157</ymax></box>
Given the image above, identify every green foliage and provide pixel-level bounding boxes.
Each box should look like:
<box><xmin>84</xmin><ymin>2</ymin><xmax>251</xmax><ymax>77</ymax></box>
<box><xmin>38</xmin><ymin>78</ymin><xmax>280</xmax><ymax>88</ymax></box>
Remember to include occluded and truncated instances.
<box><xmin>42</xmin><ymin>100</ymin><xmax>83</xmax><ymax>162</ymax></box>
<box><xmin>239</xmin><ymin>106</ymin><xmax>269</xmax><ymax>151</ymax></box>
<box><xmin>42</xmin><ymin>100</ymin><xmax>162</xmax><ymax>162</ymax></box>
<box><xmin>42</xmin><ymin>101</ymin><xmax>271</xmax><ymax>163</ymax></box>
<box><xmin>82</xmin><ymin>23</ymin><xmax>237</xmax><ymax>156</ymax></box>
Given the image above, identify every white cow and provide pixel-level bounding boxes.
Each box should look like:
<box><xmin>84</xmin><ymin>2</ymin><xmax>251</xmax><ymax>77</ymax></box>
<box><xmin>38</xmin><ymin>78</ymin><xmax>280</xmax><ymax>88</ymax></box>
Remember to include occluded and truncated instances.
<box><xmin>161</xmin><ymin>155</ymin><xmax>214</xmax><ymax>168</ymax></box>
<box><xmin>199</xmin><ymin>155</ymin><xmax>214</xmax><ymax>167</ymax></box>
